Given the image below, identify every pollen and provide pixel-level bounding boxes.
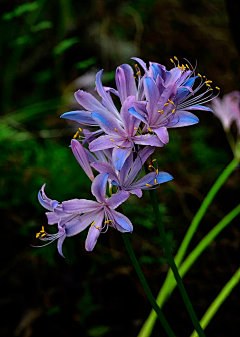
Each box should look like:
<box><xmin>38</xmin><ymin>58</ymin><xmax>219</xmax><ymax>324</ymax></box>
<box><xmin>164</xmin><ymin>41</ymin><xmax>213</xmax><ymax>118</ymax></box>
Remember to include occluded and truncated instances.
<box><xmin>215</xmin><ymin>86</ymin><xmax>220</xmax><ymax>90</ymax></box>
<box><xmin>156</xmin><ymin>169</ymin><xmax>158</xmax><ymax>174</ymax></box>
<box><xmin>205</xmin><ymin>80</ymin><xmax>212</xmax><ymax>84</ymax></box>
<box><xmin>171</xmin><ymin>109</ymin><xmax>175</xmax><ymax>113</ymax></box>
<box><xmin>114</xmin><ymin>128</ymin><xmax>118</xmax><ymax>132</ymax></box>
<box><xmin>134</xmin><ymin>127</ymin><xmax>138</xmax><ymax>129</ymax></box>
<box><xmin>135</xmin><ymin>64</ymin><xmax>138</xmax><ymax>67</ymax></box>
<box><xmin>79</xmin><ymin>128</ymin><xmax>82</xmax><ymax>132</ymax></box>
<box><xmin>104</xmin><ymin>220</ymin><xmax>114</xmax><ymax>223</ymax></box>
<box><xmin>152</xmin><ymin>159</ymin><xmax>156</xmax><ymax>162</ymax></box>
<box><xmin>174</xmin><ymin>56</ymin><xmax>178</xmax><ymax>61</ymax></box>
<box><xmin>95</xmin><ymin>226</ymin><xmax>100</xmax><ymax>229</ymax></box>
<box><xmin>73</xmin><ymin>131</ymin><xmax>79</xmax><ymax>139</ymax></box>
<box><xmin>198</xmin><ymin>73</ymin><xmax>202</xmax><ymax>77</ymax></box>
<box><xmin>168</xmin><ymin>99</ymin><xmax>174</xmax><ymax>104</ymax></box>
<box><xmin>170</xmin><ymin>58</ymin><xmax>174</xmax><ymax>63</ymax></box>
<box><xmin>110</xmin><ymin>139</ymin><xmax>115</xmax><ymax>141</ymax></box>
<box><xmin>148</xmin><ymin>127</ymin><xmax>152</xmax><ymax>132</ymax></box>
<box><xmin>78</xmin><ymin>135</ymin><xmax>81</xmax><ymax>139</ymax></box>
<box><xmin>154</xmin><ymin>179</ymin><xmax>157</xmax><ymax>184</ymax></box>
<box><xmin>122</xmin><ymin>146</ymin><xmax>125</xmax><ymax>149</ymax></box>
<box><xmin>164</xmin><ymin>103</ymin><xmax>169</xmax><ymax>106</ymax></box>
<box><xmin>158</xmin><ymin>110</ymin><xmax>164</xmax><ymax>114</ymax></box>
<box><xmin>136</xmin><ymin>71</ymin><xmax>141</xmax><ymax>75</ymax></box>
<box><xmin>206</xmin><ymin>84</ymin><xmax>211</xmax><ymax>87</ymax></box>
<box><xmin>148</xmin><ymin>165</ymin><xmax>153</xmax><ymax>168</ymax></box>
<box><xmin>91</xmin><ymin>222</ymin><xmax>95</xmax><ymax>226</ymax></box>
<box><xmin>146</xmin><ymin>183</ymin><xmax>152</xmax><ymax>187</ymax></box>
<box><xmin>117</xmin><ymin>146</ymin><xmax>120</xmax><ymax>149</ymax></box>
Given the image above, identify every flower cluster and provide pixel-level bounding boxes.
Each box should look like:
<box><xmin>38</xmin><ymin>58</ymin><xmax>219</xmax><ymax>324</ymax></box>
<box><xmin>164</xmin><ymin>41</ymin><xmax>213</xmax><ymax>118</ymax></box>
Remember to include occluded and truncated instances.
<box><xmin>36</xmin><ymin>56</ymin><xmax>218</xmax><ymax>257</ymax></box>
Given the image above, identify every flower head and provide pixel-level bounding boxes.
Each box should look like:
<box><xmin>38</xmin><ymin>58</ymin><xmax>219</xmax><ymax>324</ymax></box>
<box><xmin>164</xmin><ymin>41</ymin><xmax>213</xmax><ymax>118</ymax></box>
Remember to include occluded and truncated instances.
<box><xmin>36</xmin><ymin>174</ymin><xmax>132</xmax><ymax>256</ymax></box>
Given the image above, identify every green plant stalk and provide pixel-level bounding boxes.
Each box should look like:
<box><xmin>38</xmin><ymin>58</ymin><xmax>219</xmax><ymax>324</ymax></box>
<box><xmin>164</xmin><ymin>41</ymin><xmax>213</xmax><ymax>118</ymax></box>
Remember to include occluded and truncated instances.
<box><xmin>137</xmin><ymin>203</ymin><xmax>240</xmax><ymax>337</ymax></box>
<box><xmin>149</xmin><ymin>190</ymin><xmax>206</xmax><ymax>337</ymax></box>
<box><xmin>122</xmin><ymin>234</ymin><xmax>176</xmax><ymax>337</ymax></box>
<box><xmin>190</xmin><ymin>267</ymin><xmax>240</xmax><ymax>337</ymax></box>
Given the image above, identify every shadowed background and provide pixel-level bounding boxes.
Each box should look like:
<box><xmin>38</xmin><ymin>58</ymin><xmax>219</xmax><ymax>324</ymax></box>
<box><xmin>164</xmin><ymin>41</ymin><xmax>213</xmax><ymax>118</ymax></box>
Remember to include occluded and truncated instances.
<box><xmin>1</xmin><ymin>0</ymin><xmax>240</xmax><ymax>336</ymax></box>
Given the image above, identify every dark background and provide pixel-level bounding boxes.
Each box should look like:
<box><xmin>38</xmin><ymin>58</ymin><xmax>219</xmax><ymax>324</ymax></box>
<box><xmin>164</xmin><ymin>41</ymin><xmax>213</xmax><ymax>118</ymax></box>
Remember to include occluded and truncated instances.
<box><xmin>1</xmin><ymin>0</ymin><xmax>240</xmax><ymax>336</ymax></box>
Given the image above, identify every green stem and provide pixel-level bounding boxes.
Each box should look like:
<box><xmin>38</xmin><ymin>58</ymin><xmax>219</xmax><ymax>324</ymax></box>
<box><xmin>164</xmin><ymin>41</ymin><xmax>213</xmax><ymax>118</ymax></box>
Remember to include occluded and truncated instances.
<box><xmin>137</xmin><ymin>203</ymin><xmax>240</xmax><ymax>337</ymax></box>
<box><xmin>149</xmin><ymin>190</ymin><xmax>206</xmax><ymax>337</ymax></box>
<box><xmin>122</xmin><ymin>233</ymin><xmax>176</xmax><ymax>337</ymax></box>
<box><xmin>190</xmin><ymin>268</ymin><xmax>240</xmax><ymax>337</ymax></box>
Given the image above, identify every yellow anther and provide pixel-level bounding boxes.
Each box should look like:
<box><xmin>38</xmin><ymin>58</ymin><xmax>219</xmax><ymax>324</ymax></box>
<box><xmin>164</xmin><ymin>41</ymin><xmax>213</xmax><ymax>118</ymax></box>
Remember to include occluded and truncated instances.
<box><xmin>122</xmin><ymin>146</ymin><xmax>125</xmax><ymax>149</ymax></box>
<box><xmin>148</xmin><ymin>165</ymin><xmax>153</xmax><ymax>168</ymax></box>
<box><xmin>96</xmin><ymin>226</ymin><xmax>100</xmax><ymax>229</ymax></box>
<box><xmin>104</xmin><ymin>220</ymin><xmax>114</xmax><ymax>223</ymax></box>
<box><xmin>136</xmin><ymin>71</ymin><xmax>141</xmax><ymax>75</ymax></box>
<box><xmin>170</xmin><ymin>58</ymin><xmax>174</xmax><ymax>63</ymax></box>
<box><xmin>91</xmin><ymin>222</ymin><xmax>95</xmax><ymax>226</ymax></box>
<box><xmin>168</xmin><ymin>99</ymin><xmax>174</xmax><ymax>104</ymax></box>
<box><xmin>206</xmin><ymin>84</ymin><xmax>211</xmax><ymax>87</ymax></box>
<box><xmin>164</xmin><ymin>103</ymin><xmax>169</xmax><ymax>106</ymax></box>
<box><xmin>135</xmin><ymin>64</ymin><xmax>138</xmax><ymax>67</ymax></box>
<box><xmin>117</xmin><ymin>146</ymin><xmax>120</xmax><ymax>149</ymax></box>
<box><xmin>148</xmin><ymin>127</ymin><xmax>152</xmax><ymax>132</ymax></box>
<box><xmin>186</xmin><ymin>64</ymin><xmax>189</xmax><ymax>69</ymax></box>
<box><xmin>174</xmin><ymin>56</ymin><xmax>178</xmax><ymax>60</ymax></box>
<box><xmin>158</xmin><ymin>110</ymin><xmax>164</xmax><ymax>114</ymax></box>
<box><xmin>41</xmin><ymin>226</ymin><xmax>45</xmax><ymax>232</ymax></box>
<box><xmin>215</xmin><ymin>86</ymin><xmax>220</xmax><ymax>90</ymax></box>
<box><xmin>209</xmin><ymin>88</ymin><xmax>213</xmax><ymax>91</ymax></box>
<box><xmin>134</xmin><ymin>127</ymin><xmax>138</xmax><ymax>129</ymax></box>
<box><xmin>36</xmin><ymin>233</ymin><xmax>40</xmax><ymax>238</ymax></box>
<box><xmin>205</xmin><ymin>80</ymin><xmax>212</xmax><ymax>84</ymax></box>
<box><xmin>156</xmin><ymin>169</ymin><xmax>158</xmax><ymax>174</ymax></box>
<box><xmin>203</xmin><ymin>75</ymin><xmax>206</xmax><ymax>78</ymax></box>
<box><xmin>152</xmin><ymin>159</ymin><xmax>156</xmax><ymax>162</ymax></box>
<box><xmin>154</xmin><ymin>179</ymin><xmax>157</xmax><ymax>184</ymax></box>
<box><xmin>114</xmin><ymin>128</ymin><xmax>118</xmax><ymax>132</ymax></box>
<box><xmin>146</xmin><ymin>183</ymin><xmax>152</xmax><ymax>187</ymax></box>
<box><xmin>172</xmin><ymin>109</ymin><xmax>176</xmax><ymax>113</ymax></box>
<box><xmin>79</xmin><ymin>128</ymin><xmax>82</xmax><ymax>132</ymax></box>
<box><xmin>134</xmin><ymin>76</ymin><xmax>136</xmax><ymax>79</ymax></box>
<box><xmin>78</xmin><ymin>135</ymin><xmax>81</xmax><ymax>139</ymax></box>
<box><xmin>41</xmin><ymin>233</ymin><xmax>46</xmax><ymax>237</ymax></box>
<box><xmin>73</xmin><ymin>131</ymin><xmax>79</xmax><ymax>139</ymax></box>
<box><xmin>110</xmin><ymin>139</ymin><xmax>115</xmax><ymax>141</ymax></box>
<box><xmin>182</xmin><ymin>64</ymin><xmax>186</xmax><ymax>69</ymax></box>
<box><xmin>178</xmin><ymin>65</ymin><xmax>181</xmax><ymax>69</ymax></box>
<box><xmin>198</xmin><ymin>73</ymin><xmax>202</xmax><ymax>77</ymax></box>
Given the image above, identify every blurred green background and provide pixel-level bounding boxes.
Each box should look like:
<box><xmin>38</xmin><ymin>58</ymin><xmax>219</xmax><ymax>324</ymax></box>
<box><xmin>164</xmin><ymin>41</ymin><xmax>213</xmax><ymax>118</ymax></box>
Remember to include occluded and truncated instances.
<box><xmin>1</xmin><ymin>0</ymin><xmax>240</xmax><ymax>336</ymax></box>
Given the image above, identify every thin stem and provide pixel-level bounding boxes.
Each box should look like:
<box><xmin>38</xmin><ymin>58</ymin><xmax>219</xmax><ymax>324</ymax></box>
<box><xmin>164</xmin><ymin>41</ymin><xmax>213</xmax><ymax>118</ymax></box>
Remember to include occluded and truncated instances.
<box><xmin>190</xmin><ymin>268</ymin><xmax>240</xmax><ymax>337</ymax></box>
<box><xmin>121</xmin><ymin>233</ymin><xmax>176</xmax><ymax>337</ymax></box>
<box><xmin>137</xmin><ymin>203</ymin><xmax>240</xmax><ymax>337</ymax></box>
<box><xmin>149</xmin><ymin>189</ymin><xmax>206</xmax><ymax>337</ymax></box>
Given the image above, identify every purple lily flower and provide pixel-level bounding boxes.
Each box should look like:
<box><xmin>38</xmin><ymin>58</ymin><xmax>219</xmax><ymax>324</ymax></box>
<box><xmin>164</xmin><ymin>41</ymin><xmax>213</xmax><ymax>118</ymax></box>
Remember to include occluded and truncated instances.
<box><xmin>89</xmin><ymin>95</ymin><xmax>164</xmax><ymax>170</ymax></box>
<box><xmin>211</xmin><ymin>91</ymin><xmax>240</xmax><ymax>133</ymax></box>
<box><xmin>91</xmin><ymin>146</ymin><xmax>173</xmax><ymax>198</ymax></box>
<box><xmin>36</xmin><ymin>174</ymin><xmax>132</xmax><ymax>256</ymax></box>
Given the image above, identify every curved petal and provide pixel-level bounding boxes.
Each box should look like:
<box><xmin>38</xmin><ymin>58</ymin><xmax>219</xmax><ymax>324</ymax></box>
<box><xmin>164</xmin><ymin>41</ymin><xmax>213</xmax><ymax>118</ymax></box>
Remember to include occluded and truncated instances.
<box><xmin>60</xmin><ymin>111</ymin><xmax>97</xmax><ymax>126</ymax></box>
<box><xmin>167</xmin><ymin>111</ymin><xmax>199</xmax><ymax>128</ymax></box>
<box><xmin>38</xmin><ymin>184</ymin><xmax>58</xmax><ymax>211</ymax></box>
<box><xmin>184</xmin><ymin>104</ymin><xmax>213</xmax><ymax>112</ymax></box>
<box><xmin>144</xmin><ymin>77</ymin><xmax>159</xmax><ymax>117</ymax></box>
<box><xmin>65</xmin><ymin>210</ymin><xmax>100</xmax><ymax>237</ymax></box>
<box><xmin>120</xmin><ymin>96</ymin><xmax>140</xmax><ymax>136</ymax></box>
<box><xmin>129</xmin><ymin>189</ymin><xmax>142</xmax><ymax>198</ymax></box>
<box><xmin>95</xmin><ymin>70</ymin><xmax>120</xmax><ymax>119</ymax></box>
<box><xmin>154</xmin><ymin>127</ymin><xmax>169</xmax><ymax>144</ymax></box>
<box><xmin>90</xmin><ymin>162</ymin><xmax>119</xmax><ymax>182</ymax></box>
<box><xmin>89</xmin><ymin>135</ymin><xmax>118</xmax><ymax>152</ymax></box>
<box><xmin>74</xmin><ymin>89</ymin><xmax>107</xmax><ymax>113</ymax></box>
<box><xmin>133</xmin><ymin>134</ymin><xmax>164</xmax><ymax>147</ymax></box>
<box><xmin>71</xmin><ymin>139</ymin><xmax>94</xmax><ymax>181</ymax></box>
<box><xmin>107</xmin><ymin>191</ymin><xmax>130</xmax><ymax>209</ymax></box>
<box><xmin>119</xmin><ymin>152</ymin><xmax>133</xmax><ymax>185</ymax></box>
<box><xmin>91</xmin><ymin>173</ymin><xmax>109</xmax><ymax>203</ymax></box>
<box><xmin>57</xmin><ymin>233</ymin><xmax>67</xmax><ymax>257</ymax></box>
<box><xmin>109</xmin><ymin>209</ymin><xmax>133</xmax><ymax>232</ymax></box>
<box><xmin>112</xmin><ymin>147</ymin><xmax>132</xmax><ymax>171</ymax></box>
<box><xmin>62</xmin><ymin>199</ymin><xmax>100</xmax><ymax>213</ymax></box>
<box><xmin>129</xmin><ymin>107</ymin><xmax>148</xmax><ymax>124</ymax></box>
<box><xmin>91</xmin><ymin>110</ymin><xmax>126</xmax><ymax>137</ymax></box>
<box><xmin>85</xmin><ymin>210</ymin><xmax>104</xmax><ymax>251</ymax></box>
<box><xmin>116</xmin><ymin>64</ymin><xmax>136</xmax><ymax>103</ymax></box>
<box><xmin>46</xmin><ymin>212</ymin><xmax>60</xmax><ymax>224</ymax></box>
<box><xmin>131</xmin><ymin>57</ymin><xmax>147</xmax><ymax>72</ymax></box>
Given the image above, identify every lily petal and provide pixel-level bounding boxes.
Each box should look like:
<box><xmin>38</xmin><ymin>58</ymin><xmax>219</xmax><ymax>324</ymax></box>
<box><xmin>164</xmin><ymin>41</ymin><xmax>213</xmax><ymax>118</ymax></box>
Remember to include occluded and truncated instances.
<box><xmin>74</xmin><ymin>89</ymin><xmax>107</xmax><ymax>113</ymax></box>
<box><xmin>184</xmin><ymin>104</ymin><xmax>213</xmax><ymax>112</ymax></box>
<box><xmin>116</xmin><ymin>64</ymin><xmax>136</xmax><ymax>103</ymax></box>
<box><xmin>90</xmin><ymin>162</ymin><xmax>118</xmax><ymax>182</ymax></box>
<box><xmin>112</xmin><ymin>147</ymin><xmax>132</xmax><ymax>171</ymax></box>
<box><xmin>60</xmin><ymin>110</ymin><xmax>96</xmax><ymax>126</ymax></box>
<box><xmin>121</xmin><ymin>96</ymin><xmax>140</xmax><ymax>136</ymax></box>
<box><xmin>133</xmin><ymin>134</ymin><xmax>164</xmax><ymax>147</ymax></box>
<box><xmin>154</xmin><ymin>127</ymin><xmax>169</xmax><ymax>144</ymax></box>
<box><xmin>107</xmin><ymin>191</ymin><xmax>130</xmax><ymax>209</ymax></box>
<box><xmin>85</xmin><ymin>210</ymin><xmax>104</xmax><ymax>251</ymax></box>
<box><xmin>168</xmin><ymin>111</ymin><xmax>199</xmax><ymax>128</ymax></box>
<box><xmin>71</xmin><ymin>139</ymin><xmax>94</xmax><ymax>181</ymax></box>
<box><xmin>91</xmin><ymin>110</ymin><xmax>126</xmax><ymax>137</ymax></box>
<box><xmin>62</xmin><ymin>199</ymin><xmax>100</xmax><ymax>213</ymax></box>
<box><xmin>91</xmin><ymin>173</ymin><xmax>109</xmax><ymax>203</ymax></box>
<box><xmin>89</xmin><ymin>135</ymin><xmax>121</xmax><ymax>152</ymax></box>
<box><xmin>109</xmin><ymin>209</ymin><xmax>133</xmax><ymax>232</ymax></box>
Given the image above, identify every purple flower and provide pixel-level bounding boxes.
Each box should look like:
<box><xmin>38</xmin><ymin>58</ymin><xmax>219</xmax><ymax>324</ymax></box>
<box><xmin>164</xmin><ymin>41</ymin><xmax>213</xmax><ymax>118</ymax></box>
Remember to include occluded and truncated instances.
<box><xmin>91</xmin><ymin>146</ymin><xmax>173</xmax><ymax>198</ymax></box>
<box><xmin>211</xmin><ymin>91</ymin><xmax>240</xmax><ymax>133</ymax></box>
<box><xmin>36</xmin><ymin>174</ymin><xmax>132</xmax><ymax>256</ymax></box>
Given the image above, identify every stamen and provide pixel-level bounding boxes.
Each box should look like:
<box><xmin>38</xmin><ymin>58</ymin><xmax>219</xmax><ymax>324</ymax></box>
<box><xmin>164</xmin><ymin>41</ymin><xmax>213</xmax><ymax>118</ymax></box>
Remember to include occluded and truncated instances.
<box><xmin>122</xmin><ymin>146</ymin><xmax>125</xmax><ymax>149</ymax></box>
<box><xmin>73</xmin><ymin>131</ymin><xmax>79</xmax><ymax>139</ymax></box>
<box><xmin>154</xmin><ymin>179</ymin><xmax>157</xmax><ymax>184</ymax></box>
<box><xmin>148</xmin><ymin>165</ymin><xmax>153</xmax><ymax>168</ymax></box>
<box><xmin>152</xmin><ymin>159</ymin><xmax>156</xmax><ymax>162</ymax></box>
<box><xmin>148</xmin><ymin>127</ymin><xmax>152</xmax><ymax>132</ymax></box>
<box><xmin>79</xmin><ymin>128</ymin><xmax>82</xmax><ymax>132</ymax></box>
<box><xmin>174</xmin><ymin>56</ymin><xmax>178</xmax><ymax>60</ymax></box>
<box><xmin>91</xmin><ymin>222</ymin><xmax>95</xmax><ymax>226</ymax></box>
<box><xmin>136</xmin><ymin>71</ymin><xmax>141</xmax><ymax>75</ymax></box>
<box><xmin>96</xmin><ymin>226</ymin><xmax>100</xmax><ymax>229</ymax></box>
<box><xmin>215</xmin><ymin>86</ymin><xmax>220</xmax><ymax>90</ymax></box>
<box><xmin>198</xmin><ymin>73</ymin><xmax>202</xmax><ymax>77</ymax></box>
<box><xmin>206</xmin><ymin>84</ymin><xmax>211</xmax><ymax>87</ymax></box>
<box><xmin>172</xmin><ymin>109</ymin><xmax>176</xmax><ymax>113</ymax></box>
<box><xmin>104</xmin><ymin>220</ymin><xmax>114</xmax><ymax>223</ymax></box>
<box><xmin>186</xmin><ymin>64</ymin><xmax>189</xmax><ymax>69</ymax></box>
<box><xmin>158</xmin><ymin>110</ymin><xmax>164</xmax><ymax>114</ymax></box>
<box><xmin>135</xmin><ymin>64</ymin><xmax>138</xmax><ymax>67</ymax></box>
<box><xmin>146</xmin><ymin>183</ymin><xmax>152</xmax><ymax>187</ymax></box>
<box><xmin>114</xmin><ymin>128</ymin><xmax>118</xmax><ymax>132</ymax></box>
<box><xmin>170</xmin><ymin>58</ymin><xmax>174</xmax><ymax>63</ymax></box>
<box><xmin>110</xmin><ymin>139</ymin><xmax>115</xmax><ymax>141</ymax></box>
<box><xmin>117</xmin><ymin>146</ymin><xmax>120</xmax><ymax>149</ymax></box>
<box><xmin>134</xmin><ymin>127</ymin><xmax>138</xmax><ymax>129</ymax></box>
<box><xmin>156</xmin><ymin>169</ymin><xmax>158</xmax><ymax>174</ymax></box>
<box><xmin>164</xmin><ymin>103</ymin><xmax>169</xmax><ymax>106</ymax></box>
<box><xmin>205</xmin><ymin>80</ymin><xmax>212</xmax><ymax>84</ymax></box>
